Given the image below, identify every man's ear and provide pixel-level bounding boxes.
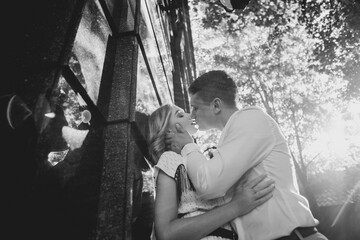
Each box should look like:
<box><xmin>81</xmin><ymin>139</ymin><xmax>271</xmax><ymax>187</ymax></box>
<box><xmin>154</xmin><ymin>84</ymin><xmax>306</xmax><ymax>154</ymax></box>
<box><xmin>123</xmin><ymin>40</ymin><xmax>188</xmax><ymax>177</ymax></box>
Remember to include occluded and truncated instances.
<box><xmin>212</xmin><ymin>98</ymin><xmax>222</xmax><ymax>114</ymax></box>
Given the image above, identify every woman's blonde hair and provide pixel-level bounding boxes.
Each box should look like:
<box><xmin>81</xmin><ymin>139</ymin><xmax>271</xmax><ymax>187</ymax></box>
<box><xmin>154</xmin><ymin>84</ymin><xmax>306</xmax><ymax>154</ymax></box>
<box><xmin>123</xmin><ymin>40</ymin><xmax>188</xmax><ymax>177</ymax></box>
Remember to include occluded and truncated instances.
<box><xmin>147</xmin><ymin>104</ymin><xmax>173</xmax><ymax>163</ymax></box>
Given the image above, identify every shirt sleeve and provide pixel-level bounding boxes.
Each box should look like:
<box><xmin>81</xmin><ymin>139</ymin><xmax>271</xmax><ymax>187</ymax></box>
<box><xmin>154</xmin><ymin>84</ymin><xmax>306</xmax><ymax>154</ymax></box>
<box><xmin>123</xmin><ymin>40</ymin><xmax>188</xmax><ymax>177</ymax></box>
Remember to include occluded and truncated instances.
<box><xmin>181</xmin><ymin>108</ymin><xmax>276</xmax><ymax>200</ymax></box>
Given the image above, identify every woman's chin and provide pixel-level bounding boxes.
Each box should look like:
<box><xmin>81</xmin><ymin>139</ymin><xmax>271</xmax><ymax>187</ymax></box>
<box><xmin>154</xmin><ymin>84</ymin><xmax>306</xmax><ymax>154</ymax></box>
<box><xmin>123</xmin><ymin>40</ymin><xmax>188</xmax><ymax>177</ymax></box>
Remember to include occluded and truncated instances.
<box><xmin>187</xmin><ymin>126</ymin><xmax>198</xmax><ymax>135</ymax></box>
<box><xmin>190</xmin><ymin>130</ymin><xmax>198</xmax><ymax>136</ymax></box>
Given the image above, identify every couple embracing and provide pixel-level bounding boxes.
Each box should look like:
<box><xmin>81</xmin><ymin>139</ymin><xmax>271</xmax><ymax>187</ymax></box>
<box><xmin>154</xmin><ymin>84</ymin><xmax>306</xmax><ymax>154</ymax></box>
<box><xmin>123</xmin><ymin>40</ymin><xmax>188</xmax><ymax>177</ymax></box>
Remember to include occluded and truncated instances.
<box><xmin>147</xmin><ymin>70</ymin><xmax>328</xmax><ymax>240</ymax></box>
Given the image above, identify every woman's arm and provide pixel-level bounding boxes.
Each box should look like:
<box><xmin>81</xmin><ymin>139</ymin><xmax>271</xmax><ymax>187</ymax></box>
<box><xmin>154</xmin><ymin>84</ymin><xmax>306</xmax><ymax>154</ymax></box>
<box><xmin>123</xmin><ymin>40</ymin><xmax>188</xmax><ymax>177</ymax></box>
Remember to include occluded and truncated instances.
<box><xmin>154</xmin><ymin>171</ymin><xmax>274</xmax><ymax>240</ymax></box>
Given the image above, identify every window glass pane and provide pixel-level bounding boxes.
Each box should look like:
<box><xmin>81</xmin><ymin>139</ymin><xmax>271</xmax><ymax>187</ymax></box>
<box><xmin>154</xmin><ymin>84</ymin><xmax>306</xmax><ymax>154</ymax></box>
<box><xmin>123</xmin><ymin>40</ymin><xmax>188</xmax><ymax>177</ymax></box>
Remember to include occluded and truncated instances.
<box><xmin>136</xmin><ymin>47</ymin><xmax>161</xmax><ymax>115</ymax></box>
<box><xmin>138</xmin><ymin>0</ymin><xmax>173</xmax><ymax>105</ymax></box>
<box><xmin>70</xmin><ymin>0</ymin><xmax>112</xmax><ymax>105</ymax></box>
<box><xmin>144</xmin><ymin>0</ymin><xmax>174</xmax><ymax>94</ymax></box>
<box><xmin>36</xmin><ymin>75</ymin><xmax>91</xmax><ymax>167</ymax></box>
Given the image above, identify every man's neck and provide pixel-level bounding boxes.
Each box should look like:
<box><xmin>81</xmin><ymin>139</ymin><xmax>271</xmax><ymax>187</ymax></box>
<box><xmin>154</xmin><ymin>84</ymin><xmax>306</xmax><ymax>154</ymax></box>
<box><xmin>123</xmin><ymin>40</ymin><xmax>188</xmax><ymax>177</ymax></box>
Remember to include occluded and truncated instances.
<box><xmin>218</xmin><ymin>107</ymin><xmax>238</xmax><ymax>130</ymax></box>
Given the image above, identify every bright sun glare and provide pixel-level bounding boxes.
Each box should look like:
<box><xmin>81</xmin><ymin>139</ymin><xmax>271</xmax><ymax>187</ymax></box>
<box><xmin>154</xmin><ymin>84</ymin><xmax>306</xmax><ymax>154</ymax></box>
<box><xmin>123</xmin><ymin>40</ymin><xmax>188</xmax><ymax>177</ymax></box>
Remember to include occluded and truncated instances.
<box><xmin>307</xmin><ymin>101</ymin><xmax>360</xmax><ymax>171</ymax></box>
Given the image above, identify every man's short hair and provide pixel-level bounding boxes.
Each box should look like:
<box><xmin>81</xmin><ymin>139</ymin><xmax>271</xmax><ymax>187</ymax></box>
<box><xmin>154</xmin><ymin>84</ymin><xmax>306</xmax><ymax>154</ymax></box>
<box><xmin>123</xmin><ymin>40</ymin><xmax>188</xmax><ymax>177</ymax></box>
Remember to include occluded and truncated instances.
<box><xmin>189</xmin><ymin>70</ymin><xmax>237</xmax><ymax>106</ymax></box>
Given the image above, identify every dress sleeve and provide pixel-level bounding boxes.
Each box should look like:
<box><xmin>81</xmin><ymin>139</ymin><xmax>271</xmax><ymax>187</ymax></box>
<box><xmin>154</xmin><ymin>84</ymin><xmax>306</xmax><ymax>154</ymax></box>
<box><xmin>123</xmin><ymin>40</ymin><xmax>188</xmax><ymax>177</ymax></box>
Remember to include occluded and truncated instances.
<box><xmin>153</xmin><ymin>151</ymin><xmax>184</xmax><ymax>183</ymax></box>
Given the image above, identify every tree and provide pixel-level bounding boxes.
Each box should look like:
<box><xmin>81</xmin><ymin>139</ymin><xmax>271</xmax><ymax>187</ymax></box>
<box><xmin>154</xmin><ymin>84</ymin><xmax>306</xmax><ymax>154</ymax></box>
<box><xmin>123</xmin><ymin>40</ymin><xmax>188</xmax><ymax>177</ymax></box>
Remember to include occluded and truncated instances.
<box><xmin>298</xmin><ymin>0</ymin><xmax>360</xmax><ymax>100</ymax></box>
<box><xmin>189</xmin><ymin>0</ymin><xmax>360</xmax><ymax>210</ymax></box>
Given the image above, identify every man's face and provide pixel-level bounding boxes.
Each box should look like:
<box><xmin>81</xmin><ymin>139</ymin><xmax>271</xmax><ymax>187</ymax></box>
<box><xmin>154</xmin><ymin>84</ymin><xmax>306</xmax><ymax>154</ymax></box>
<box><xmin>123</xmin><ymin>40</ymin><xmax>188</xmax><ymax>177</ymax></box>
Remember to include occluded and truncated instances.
<box><xmin>190</xmin><ymin>93</ymin><xmax>215</xmax><ymax>131</ymax></box>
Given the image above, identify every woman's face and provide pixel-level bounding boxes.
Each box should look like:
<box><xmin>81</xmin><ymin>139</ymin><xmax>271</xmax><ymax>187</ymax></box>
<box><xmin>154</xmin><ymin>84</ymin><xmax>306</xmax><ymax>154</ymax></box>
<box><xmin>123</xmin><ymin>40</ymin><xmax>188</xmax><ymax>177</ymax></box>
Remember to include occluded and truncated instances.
<box><xmin>168</xmin><ymin>105</ymin><xmax>198</xmax><ymax>135</ymax></box>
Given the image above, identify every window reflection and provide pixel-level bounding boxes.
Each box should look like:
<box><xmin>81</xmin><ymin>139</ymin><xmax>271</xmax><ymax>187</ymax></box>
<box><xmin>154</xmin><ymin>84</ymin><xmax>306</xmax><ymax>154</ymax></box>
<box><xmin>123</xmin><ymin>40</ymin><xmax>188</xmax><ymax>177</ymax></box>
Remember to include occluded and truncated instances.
<box><xmin>145</xmin><ymin>0</ymin><xmax>174</xmax><ymax>89</ymax></box>
<box><xmin>138</xmin><ymin>0</ymin><xmax>174</xmax><ymax>105</ymax></box>
<box><xmin>37</xmin><ymin>75</ymin><xmax>90</xmax><ymax>167</ymax></box>
<box><xmin>137</xmin><ymin>47</ymin><xmax>161</xmax><ymax>115</ymax></box>
<box><xmin>47</xmin><ymin>149</ymin><xmax>69</xmax><ymax>166</ymax></box>
<box><xmin>104</xmin><ymin>0</ymin><xmax>115</xmax><ymax>15</ymax></box>
<box><xmin>70</xmin><ymin>0</ymin><xmax>112</xmax><ymax>105</ymax></box>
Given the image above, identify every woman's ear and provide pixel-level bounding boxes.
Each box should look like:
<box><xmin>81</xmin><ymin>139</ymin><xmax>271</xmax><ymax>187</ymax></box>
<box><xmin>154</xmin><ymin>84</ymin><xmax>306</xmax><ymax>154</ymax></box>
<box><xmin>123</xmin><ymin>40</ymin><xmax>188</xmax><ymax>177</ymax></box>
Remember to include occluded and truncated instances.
<box><xmin>212</xmin><ymin>98</ymin><xmax>222</xmax><ymax>114</ymax></box>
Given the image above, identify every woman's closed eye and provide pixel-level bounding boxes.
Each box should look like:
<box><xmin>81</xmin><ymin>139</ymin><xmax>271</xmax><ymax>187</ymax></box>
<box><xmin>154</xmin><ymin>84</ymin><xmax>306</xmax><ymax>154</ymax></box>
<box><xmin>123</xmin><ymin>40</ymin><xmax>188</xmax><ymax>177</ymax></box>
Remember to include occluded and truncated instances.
<box><xmin>176</xmin><ymin>110</ymin><xmax>185</xmax><ymax>118</ymax></box>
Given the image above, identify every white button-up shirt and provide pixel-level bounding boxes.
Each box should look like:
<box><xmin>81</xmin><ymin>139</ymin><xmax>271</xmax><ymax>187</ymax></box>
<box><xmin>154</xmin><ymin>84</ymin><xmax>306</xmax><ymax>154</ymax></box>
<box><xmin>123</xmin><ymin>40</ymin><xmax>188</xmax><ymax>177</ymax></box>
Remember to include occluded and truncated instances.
<box><xmin>181</xmin><ymin>106</ymin><xmax>319</xmax><ymax>240</ymax></box>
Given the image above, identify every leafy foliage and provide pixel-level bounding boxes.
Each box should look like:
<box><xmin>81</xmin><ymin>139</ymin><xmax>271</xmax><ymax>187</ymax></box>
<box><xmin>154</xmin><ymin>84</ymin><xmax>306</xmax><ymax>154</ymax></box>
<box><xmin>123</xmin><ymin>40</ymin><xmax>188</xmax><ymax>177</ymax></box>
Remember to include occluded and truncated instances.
<box><xmin>189</xmin><ymin>0</ymin><xmax>360</xmax><ymax>175</ymax></box>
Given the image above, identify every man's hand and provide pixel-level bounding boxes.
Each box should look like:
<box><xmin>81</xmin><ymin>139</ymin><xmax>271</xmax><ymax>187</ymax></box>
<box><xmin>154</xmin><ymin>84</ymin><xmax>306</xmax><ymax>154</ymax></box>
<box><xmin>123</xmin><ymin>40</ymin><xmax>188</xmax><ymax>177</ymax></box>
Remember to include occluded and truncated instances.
<box><xmin>230</xmin><ymin>174</ymin><xmax>275</xmax><ymax>216</ymax></box>
<box><xmin>165</xmin><ymin>123</ymin><xmax>194</xmax><ymax>154</ymax></box>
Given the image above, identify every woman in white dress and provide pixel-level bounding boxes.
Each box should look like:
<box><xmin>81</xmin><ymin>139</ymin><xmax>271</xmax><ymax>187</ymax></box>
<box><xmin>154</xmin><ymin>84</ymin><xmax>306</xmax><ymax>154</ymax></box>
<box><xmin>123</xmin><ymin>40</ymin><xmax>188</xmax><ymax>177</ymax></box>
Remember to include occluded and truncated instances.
<box><xmin>147</xmin><ymin>104</ymin><xmax>275</xmax><ymax>240</ymax></box>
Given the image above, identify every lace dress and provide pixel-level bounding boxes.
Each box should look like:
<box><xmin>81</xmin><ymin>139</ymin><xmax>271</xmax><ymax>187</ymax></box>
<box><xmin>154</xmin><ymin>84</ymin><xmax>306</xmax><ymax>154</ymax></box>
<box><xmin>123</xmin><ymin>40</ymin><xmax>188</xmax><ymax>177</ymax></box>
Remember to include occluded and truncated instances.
<box><xmin>152</xmin><ymin>151</ymin><xmax>233</xmax><ymax>240</ymax></box>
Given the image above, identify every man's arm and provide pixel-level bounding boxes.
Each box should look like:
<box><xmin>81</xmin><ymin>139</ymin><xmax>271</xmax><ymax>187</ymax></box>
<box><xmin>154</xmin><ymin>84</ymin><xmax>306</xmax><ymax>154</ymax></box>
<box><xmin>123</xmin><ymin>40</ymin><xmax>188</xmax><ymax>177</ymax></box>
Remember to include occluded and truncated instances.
<box><xmin>183</xmin><ymin>109</ymin><xmax>276</xmax><ymax>199</ymax></box>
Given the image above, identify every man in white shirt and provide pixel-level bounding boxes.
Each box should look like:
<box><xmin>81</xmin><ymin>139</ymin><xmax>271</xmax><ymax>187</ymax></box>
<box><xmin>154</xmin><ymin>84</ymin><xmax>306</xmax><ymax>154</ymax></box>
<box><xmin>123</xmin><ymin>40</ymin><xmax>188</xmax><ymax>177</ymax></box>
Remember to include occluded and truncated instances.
<box><xmin>165</xmin><ymin>70</ymin><xmax>328</xmax><ymax>240</ymax></box>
